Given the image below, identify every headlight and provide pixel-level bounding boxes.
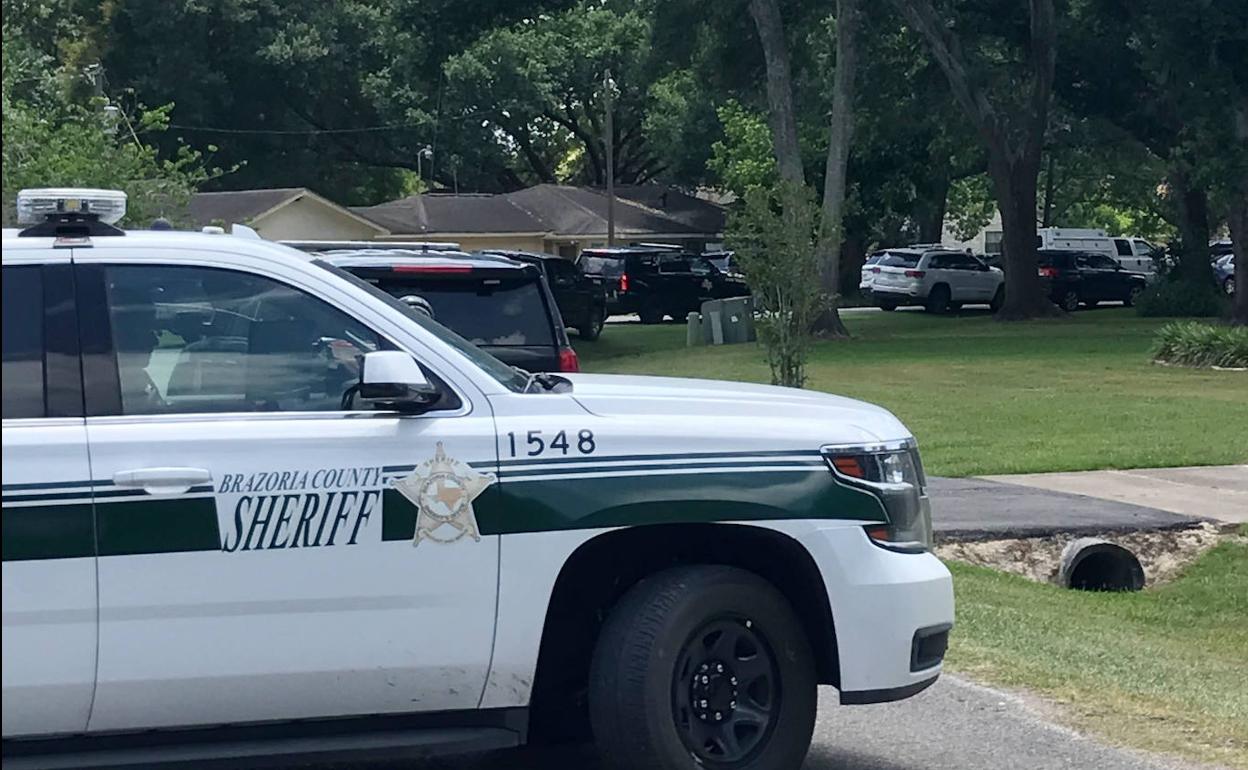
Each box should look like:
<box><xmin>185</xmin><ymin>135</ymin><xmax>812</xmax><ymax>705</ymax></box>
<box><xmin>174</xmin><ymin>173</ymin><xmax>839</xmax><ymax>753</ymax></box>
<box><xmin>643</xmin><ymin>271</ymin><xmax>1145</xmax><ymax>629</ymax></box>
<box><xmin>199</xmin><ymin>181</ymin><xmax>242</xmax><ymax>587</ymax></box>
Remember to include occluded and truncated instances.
<box><xmin>823</xmin><ymin>439</ymin><xmax>932</xmax><ymax>552</ymax></box>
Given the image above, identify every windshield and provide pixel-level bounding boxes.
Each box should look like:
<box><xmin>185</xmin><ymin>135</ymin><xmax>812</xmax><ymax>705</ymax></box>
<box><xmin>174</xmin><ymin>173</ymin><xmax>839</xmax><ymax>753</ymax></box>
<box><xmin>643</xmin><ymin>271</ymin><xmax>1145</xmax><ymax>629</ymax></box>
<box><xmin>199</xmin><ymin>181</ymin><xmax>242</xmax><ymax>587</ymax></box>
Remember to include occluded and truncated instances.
<box><xmin>313</xmin><ymin>259</ymin><xmax>529</xmax><ymax>392</ymax></box>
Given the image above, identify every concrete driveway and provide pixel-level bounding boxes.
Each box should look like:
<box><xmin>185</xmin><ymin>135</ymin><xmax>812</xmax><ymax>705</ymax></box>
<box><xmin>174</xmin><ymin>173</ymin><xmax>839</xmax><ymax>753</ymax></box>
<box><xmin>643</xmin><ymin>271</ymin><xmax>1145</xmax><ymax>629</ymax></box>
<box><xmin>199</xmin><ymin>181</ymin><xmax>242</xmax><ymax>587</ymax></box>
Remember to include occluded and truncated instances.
<box><xmin>345</xmin><ymin>676</ymin><xmax>1214</xmax><ymax>770</ymax></box>
<box><xmin>927</xmin><ymin>476</ymin><xmax>1205</xmax><ymax>540</ymax></box>
<box><xmin>980</xmin><ymin>466</ymin><xmax>1248</xmax><ymax>525</ymax></box>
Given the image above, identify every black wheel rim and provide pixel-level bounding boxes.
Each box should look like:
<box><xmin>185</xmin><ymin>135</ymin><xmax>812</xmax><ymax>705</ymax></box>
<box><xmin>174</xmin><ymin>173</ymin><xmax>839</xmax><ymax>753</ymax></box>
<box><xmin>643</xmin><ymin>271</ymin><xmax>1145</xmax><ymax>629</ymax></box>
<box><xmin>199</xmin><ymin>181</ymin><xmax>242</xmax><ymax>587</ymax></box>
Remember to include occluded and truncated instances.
<box><xmin>1063</xmin><ymin>291</ymin><xmax>1079</xmax><ymax>311</ymax></box>
<box><xmin>671</xmin><ymin>617</ymin><xmax>780</xmax><ymax>766</ymax></box>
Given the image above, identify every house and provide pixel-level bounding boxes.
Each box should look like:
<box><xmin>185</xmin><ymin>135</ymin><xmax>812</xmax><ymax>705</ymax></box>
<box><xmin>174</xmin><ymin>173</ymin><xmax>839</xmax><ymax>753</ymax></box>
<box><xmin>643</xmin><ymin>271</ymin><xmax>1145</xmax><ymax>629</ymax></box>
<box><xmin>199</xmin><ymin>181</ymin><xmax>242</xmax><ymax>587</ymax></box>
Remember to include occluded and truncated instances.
<box><xmin>943</xmin><ymin>209</ymin><xmax>1004</xmax><ymax>255</ymax></box>
<box><xmin>353</xmin><ymin>184</ymin><xmax>725</xmax><ymax>256</ymax></box>
<box><xmin>187</xmin><ymin>188</ymin><xmax>389</xmax><ymax>240</ymax></box>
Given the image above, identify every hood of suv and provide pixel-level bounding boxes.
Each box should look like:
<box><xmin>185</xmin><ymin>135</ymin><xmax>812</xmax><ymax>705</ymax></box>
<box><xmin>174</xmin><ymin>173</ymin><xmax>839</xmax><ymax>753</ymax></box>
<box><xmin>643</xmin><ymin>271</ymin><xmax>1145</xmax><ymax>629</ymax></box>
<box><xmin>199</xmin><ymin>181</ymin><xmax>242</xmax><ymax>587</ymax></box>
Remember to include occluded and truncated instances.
<box><xmin>561</xmin><ymin>373</ymin><xmax>909</xmax><ymax>445</ymax></box>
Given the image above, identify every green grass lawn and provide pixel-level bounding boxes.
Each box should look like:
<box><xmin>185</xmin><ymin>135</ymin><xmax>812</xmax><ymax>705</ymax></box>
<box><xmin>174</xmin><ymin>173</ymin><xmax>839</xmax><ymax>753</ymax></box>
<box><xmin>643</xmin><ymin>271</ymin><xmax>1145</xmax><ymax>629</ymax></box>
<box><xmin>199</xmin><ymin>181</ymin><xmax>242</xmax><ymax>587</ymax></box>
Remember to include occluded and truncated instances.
<box><xmin>946</xmin><ymin>535</ymin><xmax>1248</xmax><ymax>768</ymax></box>
<box><xmin>577</xmin><ymin>309</ymin><xmax>1248</xmax><ymax>477</ymax></box>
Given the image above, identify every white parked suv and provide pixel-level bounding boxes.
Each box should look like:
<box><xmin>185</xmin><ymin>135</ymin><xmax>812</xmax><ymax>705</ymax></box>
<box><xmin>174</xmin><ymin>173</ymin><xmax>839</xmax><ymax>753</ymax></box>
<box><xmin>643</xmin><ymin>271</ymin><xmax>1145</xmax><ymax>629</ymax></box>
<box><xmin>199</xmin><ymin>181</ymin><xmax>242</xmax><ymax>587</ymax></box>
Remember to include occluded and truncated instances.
<box><xmin>2</xmin><ymin>190</ymin><xmax>953</xmax><ymax>769</ymax></box>
<box><xmin>869</xmin><ymin>247</ymin><xmax>1004</xmax><ymax>313</ymax></box>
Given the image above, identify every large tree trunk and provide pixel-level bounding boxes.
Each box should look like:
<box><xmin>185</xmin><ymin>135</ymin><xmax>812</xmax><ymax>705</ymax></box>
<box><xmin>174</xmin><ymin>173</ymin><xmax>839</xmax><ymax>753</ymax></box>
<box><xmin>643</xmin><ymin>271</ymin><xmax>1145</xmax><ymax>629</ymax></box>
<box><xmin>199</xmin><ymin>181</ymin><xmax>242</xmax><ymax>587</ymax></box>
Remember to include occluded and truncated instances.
<box><xmin>1228</xmin><ymin>190</ymin><xmax>1248</xmax><ymax>325</ymax></box>
<box><xmin>811</xmin><ymin>0</ymin><xmax>860</xmax><ymax>338</ymax></box>
<box><xmin>914</xmin><ymin>164</ymin><xmax>950</xmax><ymax>243</ymax></box>
<box><xmin>991</xmin><ymin>155</ymin><xmax>1056</xmax><ymax>319</ymax></box>
<box><xmin>891</xmin><ymin>0</ymin><xmax>1056</xmax><ymax>319</ymax></box>
<box><xmin>1170</xmin><ymin>168</ymin><xmax>1213</xmax><ymax>286</ymax></box>
<box><xmin>748</xmin><ymin>0</ymin><xmax>805</xmax><ymax>186</ymax></box>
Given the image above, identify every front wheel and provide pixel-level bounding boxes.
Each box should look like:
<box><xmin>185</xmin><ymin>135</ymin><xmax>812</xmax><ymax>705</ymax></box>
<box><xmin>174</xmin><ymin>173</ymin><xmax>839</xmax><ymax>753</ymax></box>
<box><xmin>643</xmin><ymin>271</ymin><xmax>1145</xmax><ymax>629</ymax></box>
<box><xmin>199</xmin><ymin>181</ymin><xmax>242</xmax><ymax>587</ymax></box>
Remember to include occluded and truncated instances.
<box><xmin>1224</xmin><ymin>276</ymin><xmax>1236</xmax><ymax>297</ymax></box>
<box><xmin>589</xmin><ymin>566</ymin><xmax>816</xmax><ymax>770</ymax></box>
<box><xmin>1125</xmin><ymin>284</ymin><xmax>1145</xmax><ymax>307</ymax></box>
<box><xmin>925</xmin><ymin>284</ymin><xmax>951</xmax><ymax>314</ymax></box>
<box><xmin>638</xmin><ymin>303</ymin><xmax>665</xmax><ymax>325</ymax></box>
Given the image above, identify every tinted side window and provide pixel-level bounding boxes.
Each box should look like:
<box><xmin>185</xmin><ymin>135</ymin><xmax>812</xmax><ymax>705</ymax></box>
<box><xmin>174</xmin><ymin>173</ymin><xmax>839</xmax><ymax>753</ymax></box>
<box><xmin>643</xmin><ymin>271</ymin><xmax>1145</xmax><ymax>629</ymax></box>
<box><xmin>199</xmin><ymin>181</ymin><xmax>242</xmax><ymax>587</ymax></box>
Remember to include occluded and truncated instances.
<box><xmin>1090</xmin><ymin>254</ymin><xmax>1120</xmax><ymax>269</ymax></box>
<box><xmin>2</xmin><ymin>266</ymin><xmax>45</xmax><ymax>419</ymax></box>
<box><xmin>103</xmin><ymin>265</ymin><xmax>382</xmax><ymax>416</ymax></box>
<box><xmin>1114</xmin><ymin>239</ymin><xmax>1133</xmax><ymax>257</ymax></box>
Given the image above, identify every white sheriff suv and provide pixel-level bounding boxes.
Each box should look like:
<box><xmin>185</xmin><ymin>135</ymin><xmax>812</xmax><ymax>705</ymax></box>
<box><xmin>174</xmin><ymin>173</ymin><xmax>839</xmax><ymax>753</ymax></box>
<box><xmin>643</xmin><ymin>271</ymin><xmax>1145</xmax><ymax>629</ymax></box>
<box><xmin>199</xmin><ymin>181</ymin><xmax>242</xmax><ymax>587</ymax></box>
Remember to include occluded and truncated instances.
<box><xmin>2</xmin><ymin>189</ymin><xmax>953</xmax><ymax>770</ymax></box>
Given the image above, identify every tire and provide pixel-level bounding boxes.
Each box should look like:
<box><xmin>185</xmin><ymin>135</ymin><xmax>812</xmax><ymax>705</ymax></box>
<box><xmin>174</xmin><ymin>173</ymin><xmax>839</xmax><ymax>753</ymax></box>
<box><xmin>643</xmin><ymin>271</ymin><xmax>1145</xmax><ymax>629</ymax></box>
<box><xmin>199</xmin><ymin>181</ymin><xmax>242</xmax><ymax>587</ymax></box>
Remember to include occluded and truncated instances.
<box><xmin>989</xmin><ymin>286</ymin><xmax>1004</xmax><ymax>313</ymax></box>
<box><xmin>1225</xmin><ymin>276</ymin><xmax>1236</xmax><ymax>297</ymax></box>
<box><xmin>589</xmin><ymin>566</ymin><xmax>816</xmax><ymax>770</ymax></box>
<box><xmin>925</xmin><ymin>284</ymin><xmax>951</xmax><ymax>314</ymax></box>
<box><xmin>638</xmin><ymin>304</ymin><xmax>665</xmax><ymax>325</ymax></box>
<box><xmin>1060</xmin><ymin>289</ymin><xmax>1080</xmax><ymax>312</ymax></box>
<box><xmin>1081</xmin><ymin>299</ymin><xmax>1099</xmax><ymax>309</ymax></box>
<box><xmin>1124</xmin><ymin>284</ymin><xmax>1145</xmax><ymax>307</ymax></box>
<box><xmin>878</xmin><ymin>302</ymin><xmax>898</xmax><ymax>312</ymax></box>
<box><xmin>579</xmin><ymin>308</ymin><xmax>606</xmax><ymax>341</ymax></box>
<box><xmin>948</xmin><ymin>302</ymin><xmax>963</xmax><ymax>312</ymax></box>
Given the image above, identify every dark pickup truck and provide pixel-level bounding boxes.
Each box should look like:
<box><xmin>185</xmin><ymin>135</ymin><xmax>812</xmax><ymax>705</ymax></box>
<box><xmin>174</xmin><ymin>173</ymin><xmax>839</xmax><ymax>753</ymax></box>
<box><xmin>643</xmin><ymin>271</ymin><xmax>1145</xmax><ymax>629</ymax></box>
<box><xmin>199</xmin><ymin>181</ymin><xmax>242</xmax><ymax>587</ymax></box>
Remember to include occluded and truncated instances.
<box><xmin>578</xmin><ymin>247</ymin><xmax>750</xmax><ymax>324</ymax></box>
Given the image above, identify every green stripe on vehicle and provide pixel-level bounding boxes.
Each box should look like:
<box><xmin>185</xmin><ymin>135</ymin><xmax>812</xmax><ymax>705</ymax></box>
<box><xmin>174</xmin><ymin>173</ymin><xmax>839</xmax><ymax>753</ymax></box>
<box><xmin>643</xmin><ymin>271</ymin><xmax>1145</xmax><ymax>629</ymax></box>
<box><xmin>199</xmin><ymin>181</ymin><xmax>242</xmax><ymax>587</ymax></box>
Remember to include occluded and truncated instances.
<box><xmin>2</xmin><ymin>503</ymin><xmax>95</xmax><ymax>561</ymax></box>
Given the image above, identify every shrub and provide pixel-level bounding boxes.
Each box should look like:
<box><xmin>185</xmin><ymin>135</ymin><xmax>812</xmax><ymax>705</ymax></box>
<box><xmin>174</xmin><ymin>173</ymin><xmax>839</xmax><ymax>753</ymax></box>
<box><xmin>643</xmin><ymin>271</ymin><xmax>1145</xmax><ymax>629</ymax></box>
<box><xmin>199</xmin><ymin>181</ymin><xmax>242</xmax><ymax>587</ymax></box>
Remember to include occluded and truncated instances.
<box><xmin>726</xmin><ymin>181</ymin><xmax>823</xmax><ymax>388</ymax></box>
<box><xmin>1152</xmin><ymin>322</ymin><xmax>1248</xmax><ymax>369</ymax></box>
<box><xmin>1135</xmin><ymin>279</ymin><xmax>1229</xmax><ymax>318</ymax></box>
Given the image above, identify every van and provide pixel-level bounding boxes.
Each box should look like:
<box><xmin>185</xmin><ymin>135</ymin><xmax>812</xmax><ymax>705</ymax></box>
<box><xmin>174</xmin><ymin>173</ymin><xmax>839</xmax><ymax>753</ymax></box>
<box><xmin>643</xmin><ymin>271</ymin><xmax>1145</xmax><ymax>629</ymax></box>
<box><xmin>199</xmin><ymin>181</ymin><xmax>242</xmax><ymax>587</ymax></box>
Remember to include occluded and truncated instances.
<box><xmin>1036</xmin><ymin>228</ymin><xmax>1157</xmax><ymax>278</ymax></box>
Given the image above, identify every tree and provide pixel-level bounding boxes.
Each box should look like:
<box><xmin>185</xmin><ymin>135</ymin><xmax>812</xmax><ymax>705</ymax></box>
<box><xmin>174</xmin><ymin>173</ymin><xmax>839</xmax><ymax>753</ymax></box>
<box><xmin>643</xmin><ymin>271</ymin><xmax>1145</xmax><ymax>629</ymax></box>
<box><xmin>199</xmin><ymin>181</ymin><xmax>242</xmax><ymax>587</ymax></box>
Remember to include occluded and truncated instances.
<box><xmin>1060</xmin><ymin>0</ymin><xmax>1248</xmax><ymax>291</ymax></box>
<box><xmin>1</xmin><ymin>17</ymin><xmax>216</xmax><ymax>226</ymax></box>
<box><xmin>443</xmin><ymin>5</ymin><xmax>665</xmax><ymax>186</ymax></box>
<box><xmin>812</xmin><ymin>0</ymin><xmax>860</xmax><ymax>338</ymax></box>
<box><xmin>728</xmin><ymin>182</ymin><xmax>824</xmax><ymax>387</ymax></box>
<box><xmin>891</xmin><ymin>0</ymin><xmax>1058</xmax><ymax>319</ymax></box>
<box><xmin>748</xmin><ymin>0</ymin><xmax>851</xmax><ymax>336</ymax></box>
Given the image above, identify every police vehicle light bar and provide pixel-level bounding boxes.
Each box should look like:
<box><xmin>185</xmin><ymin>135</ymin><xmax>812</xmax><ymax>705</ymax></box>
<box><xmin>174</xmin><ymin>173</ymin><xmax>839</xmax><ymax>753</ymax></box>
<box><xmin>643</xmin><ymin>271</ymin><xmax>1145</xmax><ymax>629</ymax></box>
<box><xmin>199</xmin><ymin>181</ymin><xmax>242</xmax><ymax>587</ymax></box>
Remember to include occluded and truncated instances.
<box><xmin>17</xmin><ymin>188</ymin><xmax>127</xmax><ymax>225</ymax></box>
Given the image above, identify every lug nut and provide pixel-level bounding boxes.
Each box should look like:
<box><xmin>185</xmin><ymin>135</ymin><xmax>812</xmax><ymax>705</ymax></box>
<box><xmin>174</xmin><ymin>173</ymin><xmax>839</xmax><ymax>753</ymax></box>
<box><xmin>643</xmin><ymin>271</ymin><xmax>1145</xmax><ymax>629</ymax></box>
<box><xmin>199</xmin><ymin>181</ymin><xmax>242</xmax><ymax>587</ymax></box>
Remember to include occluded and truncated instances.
<box><xmin>701</xmin><ymin>675</ymin><xmax>709</xmax><ymax>684</ymax></box>
<box><xmin>715</xmin><ymin>712</ymin><xmax>722</xmax><ymax>721</ymax></box>
<box><xmin>716</xmin><ymin>664</ymin><xmax>724</xmax><ymax>673</ymax></box>
<box><xmin>730</xmin><ymin>676</ymin><xmax>738</xmax><ymax>685</ymax></box>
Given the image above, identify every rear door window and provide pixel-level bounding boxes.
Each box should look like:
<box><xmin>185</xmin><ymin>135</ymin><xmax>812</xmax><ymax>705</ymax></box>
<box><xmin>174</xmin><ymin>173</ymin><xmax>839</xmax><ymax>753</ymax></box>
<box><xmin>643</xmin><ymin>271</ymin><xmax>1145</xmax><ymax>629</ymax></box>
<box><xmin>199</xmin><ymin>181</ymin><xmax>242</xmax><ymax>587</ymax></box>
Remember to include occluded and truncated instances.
<box><xmin>579</xmin><ymin>255</ymin><xmax>625</xmax><ymax>277</ymax></box>
<box><xmin>2</xmin><ymin>266</ymin><xmax>45</xmax><ymax>419</ymax></box>
<box><xmin>372</xmin><ymin>276</ymin><xmax>554</xmax><ymax>347</ymax></box>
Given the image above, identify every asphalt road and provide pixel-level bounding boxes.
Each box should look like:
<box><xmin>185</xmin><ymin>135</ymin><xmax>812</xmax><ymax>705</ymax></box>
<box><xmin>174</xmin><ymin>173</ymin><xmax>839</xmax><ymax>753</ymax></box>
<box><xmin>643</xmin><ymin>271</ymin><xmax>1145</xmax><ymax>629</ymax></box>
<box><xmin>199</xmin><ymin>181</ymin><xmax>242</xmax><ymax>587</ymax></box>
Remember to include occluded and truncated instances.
<box><xmin>341</xmin><ymin>676</ymin><xmax>1210</xmax><ymax>770</ymax></box>
<box><xmin>928</xmin><ymin>476</ymin><xmax>1202</xmax><ymax>541</ymax></box>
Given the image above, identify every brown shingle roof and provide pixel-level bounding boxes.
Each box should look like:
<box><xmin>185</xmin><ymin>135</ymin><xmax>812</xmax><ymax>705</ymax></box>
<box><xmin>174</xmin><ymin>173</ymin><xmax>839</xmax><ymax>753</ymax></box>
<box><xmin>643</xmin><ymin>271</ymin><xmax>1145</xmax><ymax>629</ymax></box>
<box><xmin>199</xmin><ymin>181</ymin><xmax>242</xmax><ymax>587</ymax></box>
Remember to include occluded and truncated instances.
<box><xmin>353</xmin><ymin>193</ymin><xmax>546</xmax><ymax>234</ymax></box>
<box><xmin>187</xmin><ymin>188</ymin><xmax>305</xmax><ymax>227</ymax></box>
<box><xmin>352</xmin><ymin>184</ymin><xmax>723</xmax><ymax>237</ymax></box>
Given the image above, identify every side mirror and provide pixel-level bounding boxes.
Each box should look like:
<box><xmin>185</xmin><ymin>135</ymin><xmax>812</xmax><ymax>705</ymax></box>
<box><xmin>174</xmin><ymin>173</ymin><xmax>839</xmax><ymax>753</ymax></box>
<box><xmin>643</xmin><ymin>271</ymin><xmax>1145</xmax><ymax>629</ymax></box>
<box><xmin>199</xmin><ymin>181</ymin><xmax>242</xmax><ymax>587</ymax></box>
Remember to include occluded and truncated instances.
<box><xmin>357</xmin><ymin>350</ymin><xmax>440</xmax><ymax>413</ymax></box>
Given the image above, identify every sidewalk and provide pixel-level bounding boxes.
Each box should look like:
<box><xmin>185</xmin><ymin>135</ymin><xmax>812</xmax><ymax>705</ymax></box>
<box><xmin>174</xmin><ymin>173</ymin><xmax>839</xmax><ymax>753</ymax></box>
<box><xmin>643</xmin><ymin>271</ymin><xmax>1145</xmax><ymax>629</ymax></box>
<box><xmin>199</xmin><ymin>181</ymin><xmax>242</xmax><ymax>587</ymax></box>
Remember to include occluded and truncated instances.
<box><xmin>980</xmin><ymin>465</ymin><xmax>1248</xmax><ymax>525</ymax></box>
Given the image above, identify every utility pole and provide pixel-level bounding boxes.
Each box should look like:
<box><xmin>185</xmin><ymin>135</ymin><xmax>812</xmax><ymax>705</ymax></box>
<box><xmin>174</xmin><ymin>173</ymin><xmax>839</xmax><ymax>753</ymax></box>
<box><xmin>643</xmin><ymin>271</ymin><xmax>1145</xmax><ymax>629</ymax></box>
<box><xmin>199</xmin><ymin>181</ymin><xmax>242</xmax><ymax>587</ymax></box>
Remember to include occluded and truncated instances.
<box><xmin>604</xmin><ymin>70</ymin><xmax>616</xmax><ymax>247</ymax></box>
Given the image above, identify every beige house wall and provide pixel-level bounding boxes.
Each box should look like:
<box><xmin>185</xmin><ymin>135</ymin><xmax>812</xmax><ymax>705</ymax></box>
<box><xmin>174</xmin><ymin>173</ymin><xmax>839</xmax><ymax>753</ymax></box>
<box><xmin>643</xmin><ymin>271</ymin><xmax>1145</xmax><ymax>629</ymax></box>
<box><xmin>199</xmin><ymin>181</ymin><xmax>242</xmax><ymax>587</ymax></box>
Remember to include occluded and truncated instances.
<box><xmin>252</xmin><ymin>198</ymin><xmax>384</xmax><ymax>240</ymax></box>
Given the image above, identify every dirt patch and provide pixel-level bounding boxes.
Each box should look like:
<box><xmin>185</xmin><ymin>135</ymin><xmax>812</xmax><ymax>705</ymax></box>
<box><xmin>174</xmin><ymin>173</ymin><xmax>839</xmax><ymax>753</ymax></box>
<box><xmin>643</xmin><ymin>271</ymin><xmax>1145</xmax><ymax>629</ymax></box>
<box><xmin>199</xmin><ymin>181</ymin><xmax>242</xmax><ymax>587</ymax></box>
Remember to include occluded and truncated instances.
<box><xmin>935</xmin><ymin>522</ymin><xmax>1241</xmax><ymax>587</ymax></box>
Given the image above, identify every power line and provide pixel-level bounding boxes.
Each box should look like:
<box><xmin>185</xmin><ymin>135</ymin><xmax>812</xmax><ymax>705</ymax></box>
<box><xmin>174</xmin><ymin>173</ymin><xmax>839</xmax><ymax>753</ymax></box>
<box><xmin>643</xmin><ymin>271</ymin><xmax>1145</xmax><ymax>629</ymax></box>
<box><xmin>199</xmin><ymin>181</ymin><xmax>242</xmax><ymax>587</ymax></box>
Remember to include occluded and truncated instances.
<box><xmin>166</xmin><ymin>122</ymin><xmax>429</xmax><ymax>136</ymax></box>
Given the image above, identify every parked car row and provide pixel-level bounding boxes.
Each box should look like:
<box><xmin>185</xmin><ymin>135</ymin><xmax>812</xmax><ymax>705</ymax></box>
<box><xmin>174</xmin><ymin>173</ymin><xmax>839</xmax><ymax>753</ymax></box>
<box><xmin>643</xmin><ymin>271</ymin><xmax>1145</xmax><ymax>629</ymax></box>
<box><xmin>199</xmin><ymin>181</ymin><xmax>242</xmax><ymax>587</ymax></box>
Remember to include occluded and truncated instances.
<box><xmin>861</xmin><ymin>242</ymin><xmax>1154</xmax><ymax>313</ymax></box>
<box><xmin>577</xmin><ymin>246</ymin><xmax>750</xmax><ymax>324</ymax></box>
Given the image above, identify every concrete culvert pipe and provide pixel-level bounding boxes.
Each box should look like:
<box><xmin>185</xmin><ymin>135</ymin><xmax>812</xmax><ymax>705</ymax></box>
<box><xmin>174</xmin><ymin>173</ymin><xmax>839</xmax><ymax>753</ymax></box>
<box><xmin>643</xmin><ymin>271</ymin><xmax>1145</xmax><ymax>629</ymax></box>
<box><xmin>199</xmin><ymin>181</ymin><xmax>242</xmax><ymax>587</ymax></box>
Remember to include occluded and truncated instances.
<box><xmin>1058</xmin><ymin>538</ymin><xmax>1145</xmax><ymax>592</ymax></box>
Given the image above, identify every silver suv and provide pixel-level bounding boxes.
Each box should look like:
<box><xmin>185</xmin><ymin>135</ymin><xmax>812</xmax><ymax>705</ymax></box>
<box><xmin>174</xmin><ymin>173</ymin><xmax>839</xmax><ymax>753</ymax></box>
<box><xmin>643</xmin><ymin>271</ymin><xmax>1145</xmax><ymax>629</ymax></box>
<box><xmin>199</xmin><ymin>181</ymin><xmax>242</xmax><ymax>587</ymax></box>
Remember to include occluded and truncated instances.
<box><xmin>869</xmin><ymin>247</ymin><xmax>1004</xmax><ymax>313</ymax></box>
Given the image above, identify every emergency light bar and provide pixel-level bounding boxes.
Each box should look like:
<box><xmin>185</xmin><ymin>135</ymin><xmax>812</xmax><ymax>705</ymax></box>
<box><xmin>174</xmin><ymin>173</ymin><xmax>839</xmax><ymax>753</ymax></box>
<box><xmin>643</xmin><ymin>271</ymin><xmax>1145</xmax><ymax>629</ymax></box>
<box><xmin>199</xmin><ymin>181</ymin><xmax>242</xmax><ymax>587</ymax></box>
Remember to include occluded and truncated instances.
<box><xmin>16</xmin><ymin>188</ymin><xmax>127</xmax><ymax>225</ymax></box>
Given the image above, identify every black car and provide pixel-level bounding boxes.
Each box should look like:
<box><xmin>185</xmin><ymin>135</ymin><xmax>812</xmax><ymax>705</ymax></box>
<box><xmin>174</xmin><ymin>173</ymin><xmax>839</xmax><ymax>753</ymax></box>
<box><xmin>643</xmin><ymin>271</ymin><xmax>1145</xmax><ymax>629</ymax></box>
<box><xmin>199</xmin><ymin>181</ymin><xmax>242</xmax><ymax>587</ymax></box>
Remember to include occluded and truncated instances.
<box><xmin>578</xmin><ymin>247</ymin><xmax>750</xmax><ymax>324</ymax></box>
<box><xmin>481</xmin><ymin>250</ymin><xmax>608</xmax><ymax>341</ymax></box>
<box><xmin>1037</xmin><ymin>250</ymin><xmax>1148</xmax><ymax>311</ymax></box>
<box><xmin>317</xmin><ymin>249</ymin><xmax>579</xmax><ymax>373</ymax></box>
